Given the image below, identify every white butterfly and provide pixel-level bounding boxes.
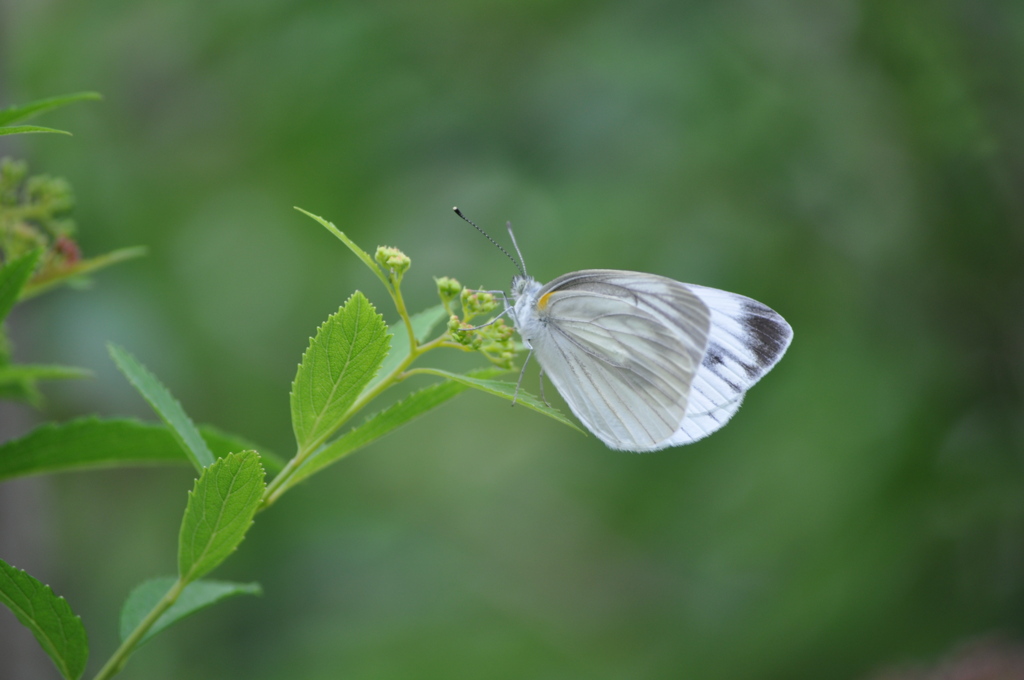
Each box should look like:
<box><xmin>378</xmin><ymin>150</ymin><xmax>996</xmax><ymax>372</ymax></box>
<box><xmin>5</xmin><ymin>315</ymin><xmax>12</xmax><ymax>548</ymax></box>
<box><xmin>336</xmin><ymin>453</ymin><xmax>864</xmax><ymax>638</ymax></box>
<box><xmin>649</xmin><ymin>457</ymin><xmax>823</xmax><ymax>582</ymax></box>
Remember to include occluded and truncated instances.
<box><xmin>456</xmin><ymin>209</ymin><xmax>793</xmax><ymax>452</ymax></box>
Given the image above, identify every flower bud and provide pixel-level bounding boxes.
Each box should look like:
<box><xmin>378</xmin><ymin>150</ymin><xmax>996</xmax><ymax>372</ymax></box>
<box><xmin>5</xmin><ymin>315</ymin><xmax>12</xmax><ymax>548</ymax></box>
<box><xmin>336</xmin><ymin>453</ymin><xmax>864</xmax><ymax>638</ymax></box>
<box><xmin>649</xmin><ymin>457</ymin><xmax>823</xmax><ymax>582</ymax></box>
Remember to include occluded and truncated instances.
<box><xmin>461</xmin><ymin>288</ymin><xmax>498</xmax><ymax>317</ymax></box>
<box><xmin>435</xmin><ymin>276</ymin><xmax>462</xmax><ymax>305</ymax></box>
<box><xmin>374</xmin><ymin>246</ymin><xmax>410</xmax><ymax>279</ymax></box>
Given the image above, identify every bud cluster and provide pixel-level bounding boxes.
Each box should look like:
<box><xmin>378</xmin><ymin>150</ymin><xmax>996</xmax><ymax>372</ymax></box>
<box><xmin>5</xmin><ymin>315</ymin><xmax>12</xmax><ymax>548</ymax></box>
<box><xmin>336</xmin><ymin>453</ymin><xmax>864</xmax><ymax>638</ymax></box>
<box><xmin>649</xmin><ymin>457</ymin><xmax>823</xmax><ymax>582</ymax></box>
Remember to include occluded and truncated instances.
<box><xmin>436</xmin><ymin>276</ymin><xmax>519</xmax><ymax>368</ymax></box>
<box><xmin>0</xmin><ymin>157</ymin><xmax>80</xmax><ymax>278</ymax></box>
<box><xmin>374</xmin><ymin>245</ymin><xmax>411</xmax><ymax>283</ymax></box>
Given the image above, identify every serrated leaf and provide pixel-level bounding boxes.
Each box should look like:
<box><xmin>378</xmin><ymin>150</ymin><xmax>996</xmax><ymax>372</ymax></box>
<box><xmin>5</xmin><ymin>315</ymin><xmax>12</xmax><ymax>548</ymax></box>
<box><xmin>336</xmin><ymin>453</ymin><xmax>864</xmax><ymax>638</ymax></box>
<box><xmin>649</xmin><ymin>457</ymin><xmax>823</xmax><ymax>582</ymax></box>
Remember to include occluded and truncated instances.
<box><xmin>109</xmin><ymin>344</ymin><xmax>214</xmax><ymax>471</ymax></box>
<box><xmin>415</xmin><ymin>368</ymin><xmax>584</xmax><ymax>433</ymax></box>
<box><xmin>294</xmin><ymin>207</ymin><xmax>391</xmax><ymax>290</ymax></box>
<box><xmin>19</xmin><ymin>246</ymin><xmax>146</xmax><ymax>300</ymax></box>
<box><xmin>363</xmin><ymin>305</ymin><xmax>447</xmax><ymax>396</ymax></box>
<box><xmin>199</xmin><ymin>425</ymin><xmax>285</xmax><ymax>474</ymax></box>
<box><xmin>178</xmin><ymin>451</ymin><xmax>265</xmax><ymax>583</ymax></box>
<box><xmin>0</xmin><ymin>418</ymin><xmax>282</xmax><ymax>484</ymax></box>
<box><xmin>0</xmin><ymin>91</ymin><xmax>101</xmax><ymax>126</ymax></box>
<box><xmin>284</xmin><ymin>368</ymin><xmax>506</xmax><ymax>492</ymax></box>
<box><xmin>0</xmin><ymin>125</ymin><xmax>71</xmax><ymax>136</ymax></box>
<box><xmin>0</xmin><ymin>249</ymin><xmax>42</xmax><ymax>323</ymax></box>
<box><xmin>119</xmin><ymin>577</ymin><xmax>261</xmax><ymax>645</ymax></box>
<box><xmin>0</xmin><ymin>558</ymin><xmax>88</xmax><ymax>680</ymax></box>
<box><xmin>290</xmin><ymin>291</ymin><xmax>391</xmax><ymax>451</ymax></box>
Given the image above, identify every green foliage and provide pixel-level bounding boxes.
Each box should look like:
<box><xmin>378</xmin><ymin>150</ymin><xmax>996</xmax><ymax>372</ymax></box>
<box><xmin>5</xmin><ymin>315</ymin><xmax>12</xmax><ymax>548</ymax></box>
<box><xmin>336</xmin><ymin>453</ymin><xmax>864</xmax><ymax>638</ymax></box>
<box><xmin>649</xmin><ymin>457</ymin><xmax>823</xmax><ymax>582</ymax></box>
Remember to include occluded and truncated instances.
<box><xmin>282</xmin><ymin>367</ymin><xmax>507</xmax><ymax>495</ymax></box>
<box><xmin>0</xmin><ymin>558</ymin><xmax>88</xmax><ymax>680</ymax></box>
<box><xmin>0</xmin><ymin>158</ymin><xmax>74</xmax><ymax>255</ymax></box>
<box><xmin>200</xmin><ymin>425</ymin><xmax>284</xmax><ymax>473</ymax></box>
<box><xmin>364</xmin><ymin>304</ymin><xmax>447</xmax><ymax>395</ymax></box>
<box><xmin>290</xmin><ymin>291</ymin><xmax>392</xmax><ymax>452</ymax></box>
<box><xmin>0</xmin><ymin>249</ymin><xmax>92</xmax><ymax>403</ymax></box>
<box><xmin>119</xmin><ymin>578</ymin><xmax>261</xmax><ymax>646</ymax></box>
<box><xmin>19</xmin><ymin>246</ymin><xmax>146</xmax><ymax>301</ymax></box>
<box><xmin>0</xmin><ymin>248</ymin><xmax>42</xmax><ymax>321</ymax></box>
<box><xmin>0</xmin><ymin>156</ymin><xmax>142</xmax><ymax>409</ymax></box>
<box><xmin>0</xmin><ymin>125</ymin><xmax>71</xmax><ymax>136</ymax></box>
<box><xmin>0</xmin><ymin>91</ymin><xmax>101</xmax><ymax>135</ymax></box>
<box><xmin>0</xmin><ymin>247</ymin><xmax>89</xmax><ymax>403</ymax></box>
<box><xmin>0</xmin><ymin>364</ymin><xmax>90</xmax><ymax>406</ymax></box>
<box><xmin>0</xmin><ymin>417</ymin><xmax>281</xmax><ymax>484</ymax></box>
<box><xmin>0</xmin><ymin>158</ymin><xmax>146</xmax><ymax>303</ymax></box>
<box><xmin>1</xmin><ymin>197</ymin><xmax>577</xmax><ymax>679</ymax></box>
<box><xmin>294</xmin><ymin>208</ymin><xmax>391</xmax><ymax>292</ymax></box>
<box><xmin>9</xmin><ymin>4</ymin><xmax>1024</xmax><ymax>677</ymax></box>
<box><xmin>109</xmin><ymin>344</ymin><xmax>216</xmax><ymax>471</ymax></box>
<box><xmin>262</xmin><ymin>210</ymin><xmax>577</xmax><ymax>504</ymax></box>
<box><xmin>412</xmin><ymin>368</ymin><xmax>584</xmax><ymax>433</ymax></box>
<box><xmin>178</xmin><ymin>450</ymin><xmax>265</xmax><ymax>583</ymax></box>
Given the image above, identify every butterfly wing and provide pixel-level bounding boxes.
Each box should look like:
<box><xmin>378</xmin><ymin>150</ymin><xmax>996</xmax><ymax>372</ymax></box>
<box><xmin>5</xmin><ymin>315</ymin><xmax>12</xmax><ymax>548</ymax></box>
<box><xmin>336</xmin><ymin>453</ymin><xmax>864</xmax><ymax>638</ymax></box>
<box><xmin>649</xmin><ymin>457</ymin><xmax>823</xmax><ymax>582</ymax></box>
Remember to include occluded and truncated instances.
<box><xmin>527</xmin><ymin>271</ymin><xmax>792</xmax><ymax>451</ymax></box>
<box><xmin>662</xmin><ymin>283</ymin><xmax>793</xmax><ymax>446</ymax></box>
<box><xmin>527</xmin><ymin>270</ymin><xmax>712</xmax><ymax>451</ymax></box>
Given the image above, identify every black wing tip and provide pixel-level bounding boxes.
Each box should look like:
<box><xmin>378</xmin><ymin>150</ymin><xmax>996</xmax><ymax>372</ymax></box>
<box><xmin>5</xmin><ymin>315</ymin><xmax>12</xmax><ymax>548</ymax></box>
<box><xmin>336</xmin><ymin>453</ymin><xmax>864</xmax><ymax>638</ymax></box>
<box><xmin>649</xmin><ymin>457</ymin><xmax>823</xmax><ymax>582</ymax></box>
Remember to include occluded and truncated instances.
<box><xmin>740</xmin><ymin>300</ymin><xmax>793</xmax><ymax>369</ymax></box>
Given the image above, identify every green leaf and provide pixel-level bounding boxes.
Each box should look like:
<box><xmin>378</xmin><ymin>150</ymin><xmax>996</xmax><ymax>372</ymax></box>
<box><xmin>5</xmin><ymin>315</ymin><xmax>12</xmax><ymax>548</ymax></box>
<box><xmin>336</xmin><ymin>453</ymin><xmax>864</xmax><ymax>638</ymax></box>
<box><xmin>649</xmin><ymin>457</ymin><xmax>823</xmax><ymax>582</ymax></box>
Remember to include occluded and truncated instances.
<box><xmin>20</xmin><ymin>246</ymin><xmax>147</xmax><ymax>301</ymax></box>
<box><xmin>363</xmin><ymin>304</ymin><xmax>447</xmax><ymax>396</ymax></box>
<box><xmin>408</xmin><ymin>304</ymin><xmax>449</xmax><ymax>343</ymax></box>
<box><xmin>0</xmin><ymin>558</ymin><xmax>88</xmax><ymax>680</ymax></box>
<box><xmin>414</xmin><ymin>368</ymin><xmax>584</xmax><ymax>434</ymax></box>
<box><xmin>285</xmin><ymin>368</ymin><xmax>506</xmax><ymax>492</ymax></box>
<box><xmin>119</xmin><ymin>577</ymin><xmax>261</xmax><ymax>645</ymax></box>
<box><xmin>0</xmin><ymin>249</ymin><xmax>42</xmax><ymax>323</ymax></box>
<box><xmin>0</xmin><ymin>418</ymin><xmax>283</xmax><ymax>484</ymax></box>
<box><xmin>199</xmin><ymin>425</ymin><xmax>285</xmax><ymax>474</ymax></box>
<box><xmin>294</xmin><ymin>207</ymin><xmax>391</xmax><ymax>291</ymax></box>
<box><xmin>290</xmin><ymin>291</ymin><xmax>391</xmax><ymax>451</ymax></box>
<box><xmin>0</xmin><ymin>364</ymin><xmax>90</xmax><ymax>407</ymax></box>
<box><xmin>178</xmin><ymin>450</ymin><xmax>265</xmax><ymax>583</ymax></box>
<box><xmin>0</xmin><ymin>379</ymin><xmax>42</xmax><ymax>405</ymax></box>
<box><xmin>0</xmin><ymin>91</ymin><xmax>101</xmax><ymax>126</ymax></box>
<box><xmin>0</xmin><ymin>364</ymin><xmax>91</xmax><ymax>384</ymax></box>
<box><xmin>109</xmin><ymin>344</ymin><xmax>215</xmax><ymax>471</ymax></box>
<box><xmin>0</xmin><ymin>125</ymin><xmax>71</xmax><ymax>136</ymax></box>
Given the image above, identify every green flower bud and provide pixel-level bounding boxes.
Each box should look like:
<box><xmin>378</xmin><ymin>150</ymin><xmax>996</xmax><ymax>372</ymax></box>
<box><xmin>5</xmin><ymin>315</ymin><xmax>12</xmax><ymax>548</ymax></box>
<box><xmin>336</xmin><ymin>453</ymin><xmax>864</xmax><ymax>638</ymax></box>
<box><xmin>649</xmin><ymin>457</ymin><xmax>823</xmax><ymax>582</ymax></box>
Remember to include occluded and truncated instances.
<box><xmin>435</xmin><ymin>276</ymin><xmax>462</xmax><ymax>304</ymax></box>
<box><xmin>26</xmin><ymin>175</ymin><xmax>74</xmax><ymax>215</ymax></box>
<box><xmin>460</xmin><ymin>288</ymin><xmax>498</xmax><ymax>317</ymax></box>
<box><xmin>448</xmin><ymin>315</ymin><xmax>472</xmax><ymax>346</ymax></box>
<box><xmin>0</xmin><ymin>157</ymin><xmax>28</xmax><ymax>206</ymax></box>
<box><xmin>374</xmin><ymin>246</ymin><xmax>411</xmax><ymax>280</ymax></box>
<box><xmin>6</xmin><ymin>221</ymin><xmax>47</xmax><ymax>259</ymax></box>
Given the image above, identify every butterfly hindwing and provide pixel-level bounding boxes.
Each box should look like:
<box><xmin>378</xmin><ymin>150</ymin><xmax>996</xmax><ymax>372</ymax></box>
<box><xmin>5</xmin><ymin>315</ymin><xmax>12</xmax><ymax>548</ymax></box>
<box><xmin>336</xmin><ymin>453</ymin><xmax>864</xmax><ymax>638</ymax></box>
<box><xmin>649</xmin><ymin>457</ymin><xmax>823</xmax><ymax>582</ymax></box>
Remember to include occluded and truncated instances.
<box><xmin>664</xmin><ymin>284</ymin><xmax>793</xmax><ymax>446</ymax></box>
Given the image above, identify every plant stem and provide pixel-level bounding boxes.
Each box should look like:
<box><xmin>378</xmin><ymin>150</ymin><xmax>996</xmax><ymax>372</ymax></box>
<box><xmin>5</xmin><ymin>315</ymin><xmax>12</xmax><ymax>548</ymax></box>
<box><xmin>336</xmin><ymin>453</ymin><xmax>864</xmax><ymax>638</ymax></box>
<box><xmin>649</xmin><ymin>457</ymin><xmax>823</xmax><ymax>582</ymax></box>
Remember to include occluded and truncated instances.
<box><xmin>387</xmin><ymin>278</ymin><xmax>418</xmax><ymax>357</ymax></box>
<box><xmin>259</xmin><ymin>332</ymin><xmax>459</xmax><ymax>509</ymax></box>
<box><xmin>92</xmin><ymin>578</ymin><xmax>187</xmax><ymax>680</ymax></box>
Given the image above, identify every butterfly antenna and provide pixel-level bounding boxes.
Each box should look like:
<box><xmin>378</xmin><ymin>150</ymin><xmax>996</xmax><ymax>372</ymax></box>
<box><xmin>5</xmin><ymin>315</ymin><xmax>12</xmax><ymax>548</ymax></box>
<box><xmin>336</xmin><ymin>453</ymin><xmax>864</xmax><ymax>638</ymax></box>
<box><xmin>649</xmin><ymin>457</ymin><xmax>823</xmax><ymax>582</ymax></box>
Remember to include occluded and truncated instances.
<box><xmin>453</xmin><ymin>207</ymin><xmax>525</xmax><ymax>277</ymax></box>
<box><xmin>505</xmin><ymin>220</ymin><xmax>528</xmax><ymax>277</ymax></box>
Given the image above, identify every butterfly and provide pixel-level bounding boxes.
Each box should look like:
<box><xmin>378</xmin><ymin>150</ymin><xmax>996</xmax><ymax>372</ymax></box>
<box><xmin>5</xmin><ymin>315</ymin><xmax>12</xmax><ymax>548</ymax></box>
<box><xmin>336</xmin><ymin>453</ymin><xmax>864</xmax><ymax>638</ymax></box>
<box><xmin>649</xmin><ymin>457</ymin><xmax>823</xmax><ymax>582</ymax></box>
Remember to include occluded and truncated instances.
<box><xmin>455</xmin><ymin>208</ymin><xmax>793</xmax><ymax>452</ymax></box>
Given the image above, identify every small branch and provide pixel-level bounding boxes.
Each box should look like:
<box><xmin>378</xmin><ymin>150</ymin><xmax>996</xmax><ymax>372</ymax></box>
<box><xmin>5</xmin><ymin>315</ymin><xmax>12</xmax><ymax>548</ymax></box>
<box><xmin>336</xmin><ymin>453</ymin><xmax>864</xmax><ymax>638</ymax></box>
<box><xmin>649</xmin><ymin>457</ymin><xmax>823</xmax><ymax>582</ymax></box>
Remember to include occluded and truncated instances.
<box><xmin>92</xmin><ymin>578</ymin><xmax>187</xmax><ymax>680</ymax></box>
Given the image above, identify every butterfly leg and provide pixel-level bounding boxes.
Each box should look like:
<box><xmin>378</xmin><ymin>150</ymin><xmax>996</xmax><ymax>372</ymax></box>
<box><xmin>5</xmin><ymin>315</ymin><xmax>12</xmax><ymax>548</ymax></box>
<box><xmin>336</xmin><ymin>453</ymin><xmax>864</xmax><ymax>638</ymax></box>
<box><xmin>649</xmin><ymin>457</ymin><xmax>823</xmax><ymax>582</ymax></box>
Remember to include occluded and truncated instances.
<box><xmin>461</xmin><ymin>304</ymin><xmax>512</xmax><ymax>330</ymax></box>
<box><xmin>538</xmin><ymin>369</ymin><xmax>550</xmax><ymax>407</ymax></box>
<box><xmin>512</xmin><ymin>349</ymin><xmax>533</xmax><ymax>406</ymax></box>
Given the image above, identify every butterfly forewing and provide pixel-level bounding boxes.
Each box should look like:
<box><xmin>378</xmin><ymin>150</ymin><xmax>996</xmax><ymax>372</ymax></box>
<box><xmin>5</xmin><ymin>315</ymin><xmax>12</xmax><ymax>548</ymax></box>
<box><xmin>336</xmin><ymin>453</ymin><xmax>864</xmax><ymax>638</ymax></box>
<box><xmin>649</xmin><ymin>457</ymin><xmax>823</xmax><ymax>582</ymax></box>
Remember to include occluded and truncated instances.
<box><xmin>530</xmin><ymin>270</ymin><xmax>713</xmax><ymax>451</ymax></box>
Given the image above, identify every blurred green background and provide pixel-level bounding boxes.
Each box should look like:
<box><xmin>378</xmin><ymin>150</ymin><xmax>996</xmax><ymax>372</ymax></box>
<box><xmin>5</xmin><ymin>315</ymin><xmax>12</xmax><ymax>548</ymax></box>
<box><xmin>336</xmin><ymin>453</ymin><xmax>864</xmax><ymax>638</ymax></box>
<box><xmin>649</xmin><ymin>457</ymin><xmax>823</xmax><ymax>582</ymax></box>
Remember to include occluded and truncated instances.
<box><xmin>2</xmin><ymin>0</ymin><xmax>1024</xmax><ymax>678</ymax></box>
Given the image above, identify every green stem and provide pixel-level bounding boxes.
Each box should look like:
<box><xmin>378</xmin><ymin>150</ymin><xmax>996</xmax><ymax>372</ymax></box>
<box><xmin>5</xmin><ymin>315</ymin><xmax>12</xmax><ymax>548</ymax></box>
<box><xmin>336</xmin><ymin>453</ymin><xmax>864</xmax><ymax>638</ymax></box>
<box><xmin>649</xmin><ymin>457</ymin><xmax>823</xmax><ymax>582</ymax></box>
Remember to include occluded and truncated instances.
<box><xmin>92</xmin><ymin>578</ymin><xmax>187</xmax><ymax>680</ymax></box>
<box><xmin>389</xmin><ymin>282</ymin><xmax>418</xmax><ymax>357</ymax></box>
<box><xmin>260</xmin><ymin>332</ymin><xmax>458</xmax><ymax>509</ymax></box>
